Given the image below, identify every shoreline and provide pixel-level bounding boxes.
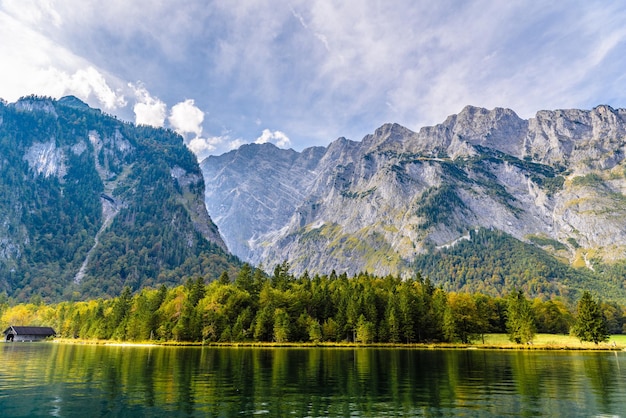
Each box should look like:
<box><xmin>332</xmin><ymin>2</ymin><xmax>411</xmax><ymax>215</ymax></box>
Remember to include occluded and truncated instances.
<box><xmin>49</xmin><ymin>335</ymin><xmax>626</xmax><ymax>351</ymax></box>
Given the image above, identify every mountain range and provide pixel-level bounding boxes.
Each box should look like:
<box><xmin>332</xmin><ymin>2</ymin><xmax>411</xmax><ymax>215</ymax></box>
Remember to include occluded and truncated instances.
<box><xmin>202</xmin><ymin>104</ymin><xmax>626</xmax><ymax>300</ymax></box>
<box><xmin>0</xmin><ymin>96</ymin><xmax>238</xmax><ymax>301</ymax></box>
<box><xmin>3</xmin><ymin>95</ymin><xmax>626</xmax><ymax>303</ymax></box>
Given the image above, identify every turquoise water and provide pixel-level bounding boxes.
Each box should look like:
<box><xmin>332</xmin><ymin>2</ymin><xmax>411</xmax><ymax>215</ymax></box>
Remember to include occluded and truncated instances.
<box><xmin>1</xmin><ymin>343</ymin><xmax>625</xmax><ymax>417</ymax></box>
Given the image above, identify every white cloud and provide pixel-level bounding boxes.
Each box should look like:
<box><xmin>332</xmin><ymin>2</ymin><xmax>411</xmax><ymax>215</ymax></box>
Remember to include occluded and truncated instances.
<box><xmin>168</xmin><ymin>99</ymin><xmax>204</xmax><ymax>137</ymax></box>
<box><xmin>255</xmin><ymin>129</ymin><xmax>291</xmax><ymax>148</ymax></box>
<box><xmin>187</xmin><ymin>135</ymin><xmax>231</xmax><ymax>161</ymax></box>
<box><xmin>24</xmin><ymin>66</ymin><xmax>127</xmax><ymax>110</ymax></box>
<box><xmin>0</xmin><ymin>9</ymin><xmax>126</xmax><ymax>110</ymax></box>
<box><xmin>2</xmin><ymin>0</ymin><xmax>62</xmax><ymax>27</ymax></box>
<box><xmin>130</xmin><ymin>83</ymin><xmax>166</xmax><ymax>127</ymax></box>
<box><xmin>227</xmin><ymin>138</ymin><xmax>247</xmax><ymax>150</ymax></box>
<box><xmin>186</xmin><ymin>133</ymin><xmax>249</xmax><ymax>160</ymax></box>
<box><xmin>2</xmin><ymin>1</ymin><xmax>626</xmax><ymax>157</ymax></box>
<box><xmin>167</xmin><ymin>99</ymin><xmax>224</xmax><ymax>161</ymax></box>
<box><xmin>66</xmin><ymin>67</ymin><xmax>127</xmax><ymax>109</ymax></box>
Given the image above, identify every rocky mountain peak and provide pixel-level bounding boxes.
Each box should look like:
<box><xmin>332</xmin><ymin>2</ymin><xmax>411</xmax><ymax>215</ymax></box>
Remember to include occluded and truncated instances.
<box><xmin>318</xmin><ymin>136</ymin><xmax>360</xmax><ymax>166</ymax></box>
<box><xmin>361</xmin><ymin>123</ymin><xmax>418</xmax><ymax>152</ymax></box>
<box><xmin>525</xmin><ymin>106</ymin><xmax>626</xmax><ymax>170</ymax></box>
<box><xmin>441</xmin><ymin>105</ymin><xmax>527</xmax><ymax>156</ymax></box>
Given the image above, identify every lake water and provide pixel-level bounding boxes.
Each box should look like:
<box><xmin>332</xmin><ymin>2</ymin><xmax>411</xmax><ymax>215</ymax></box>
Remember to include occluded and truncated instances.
<box><xmin>1</xmin><ymin>343</ymin><xmax>625</xmax><ymax>417</ymax></box>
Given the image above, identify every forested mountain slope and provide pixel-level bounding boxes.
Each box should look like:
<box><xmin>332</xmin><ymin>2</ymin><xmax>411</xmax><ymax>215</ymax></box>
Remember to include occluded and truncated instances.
<box><xmin>0</xmin><ymin>96</ymin><xmax>239</xmax><ymax>301</ymax></box>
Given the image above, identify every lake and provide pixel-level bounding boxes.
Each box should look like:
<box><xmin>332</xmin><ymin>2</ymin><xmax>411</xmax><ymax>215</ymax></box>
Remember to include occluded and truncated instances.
<box><xmin>1</xmin><ymin>343</ymin><xmax>625</xmax><ymax>417</ymax></box>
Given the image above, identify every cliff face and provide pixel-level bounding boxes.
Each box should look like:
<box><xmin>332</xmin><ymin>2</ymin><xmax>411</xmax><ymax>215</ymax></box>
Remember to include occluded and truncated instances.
<box><xmin>0</xmin><ymin>96</ymin><xmax>234</xmax><ymax>301</ymax></box>
<box><xmin>203</xmin><ymin>105</ymin><xmax>626</xmax><ymax>277</ymax></box>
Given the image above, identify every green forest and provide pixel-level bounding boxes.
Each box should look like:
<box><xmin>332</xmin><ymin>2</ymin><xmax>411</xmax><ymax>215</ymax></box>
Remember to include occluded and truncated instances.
<box><xmin>0</xmin><ymin>263</ymin><xmax>618</xmax><ymax>345</ymax></box>
<box><xmin>414</xmin><ymin>228</ymin><xmax>626</xmax><ymax>302</ymax></box>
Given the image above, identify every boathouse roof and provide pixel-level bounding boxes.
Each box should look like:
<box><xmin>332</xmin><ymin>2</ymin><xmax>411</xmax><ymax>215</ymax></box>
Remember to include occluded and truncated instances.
<box><xmin>3</xmin><ymin>326</ymin><xmax>56</xmax><ymax>336</ymax></box>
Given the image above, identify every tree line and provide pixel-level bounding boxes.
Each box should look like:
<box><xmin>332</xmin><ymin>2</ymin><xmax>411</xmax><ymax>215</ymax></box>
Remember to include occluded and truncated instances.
<box><xmin>0</xmin><ymin>263</ymin><xmax>617</xmax><ymax>345</ymax></box>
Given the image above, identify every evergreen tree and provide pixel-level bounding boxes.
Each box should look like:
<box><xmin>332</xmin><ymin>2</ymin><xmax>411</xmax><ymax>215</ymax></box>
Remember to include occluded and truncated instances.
<box><xmin>442</xmin><ymin>305</ymin><xmax>456</xmax><ymax>342</ymax></box>
<box><xmin>398</xmin><ymin>281</ymin><xmax>417</xmax><ymax>342</ymax></box>
<box><xmin>428</xmin><ymin>288</ymin><xmax>449</xmax><ymax>342</ymax></box>
<box><xmin>322</xmin><ymin>318</ymin><xmax>340</xmax><ymax>342</ymax></box>
<box><xmin>356</xmin><ymin>314</ymin><xmax>375</xmax><ymax>343</ymax></box>
<box><xmin>273</xmin><ymin>308</ymin><xmax>291</xmax><ymax>342</ymax></box>
<box><xmin>446</xmin><ymin>293</ymin><xmax>480</xmax><ymax>343</ymax></box>
<box><xmin>473</xmin><ymin>293</ymin><xmax>500</xmax><ymax>343</ymax></box>
<box><xmin>188</xmin><ymin>276</ymin><xmax>206</xmax><ymax>307</ymax></box>
<box><xmin>254</xmin><ymin>305</ymin><xmax>274</xmax><ymax>341</ymax></box>
<box><xmin>600</xmin><ymin>301</ymin><xmax>624</xmax><ymax>335</ymax></box>
<box><xmin>272</xmin><ymin>260</ymin><xmax>292</xmax><ymax>291</ymax></box>
<box><xmin>235</xmin><ymin>263</ymin><xmax>253</xmax><ymax>292</ymax></box>
<box><xmin>383</xmin><ymin>293</ymin><xmax>401</xmax><ymax>343</ymax></box>
<box><xmin>109</xmin><ymin>286</ymin><xmax>133</xmax><ymax>339</ymax></box>
<box><xmin>218</xmin><ymin>271</ymin><xmax>230</xmax><ymax>285</ymax></box>
<box><xmin>308</xmin><ymin>318</ymin><xmax>322</xmax><ymax>342</ymax></box>
<box><xmin>572</xmin><ymin>291</ymin><xmax>609</xmax><ymax>344</ymax></box>
<box><xmin>506</xmin><ymin>290</ymin><xmax>536</xmax><ymax>344</ymax></box>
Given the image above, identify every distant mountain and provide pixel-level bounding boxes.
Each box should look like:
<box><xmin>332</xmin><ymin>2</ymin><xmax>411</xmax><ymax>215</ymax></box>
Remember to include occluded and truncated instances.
<box><xmin>0</xmin><ymin>95</ymin><xmax>239</xmax><ymax>301</ymax></box>
<box><xmin>202</xmin><ymin>105</ymin><xmax>626</xmax><ymax>300</ymax></box>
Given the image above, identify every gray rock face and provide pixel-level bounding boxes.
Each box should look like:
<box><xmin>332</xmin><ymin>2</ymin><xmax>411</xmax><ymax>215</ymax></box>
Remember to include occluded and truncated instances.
<box><xmin>202</xmin><ymin>105</ymin><xmax>626</xmax><ymax>276</ymax></box>
<box><xmin>203</xmin><ymin>143</ymin><xmax>325</xmax><ymax>260</ymax></box>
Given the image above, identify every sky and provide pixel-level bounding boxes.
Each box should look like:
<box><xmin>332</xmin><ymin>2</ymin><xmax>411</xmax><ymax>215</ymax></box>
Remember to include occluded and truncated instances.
<box><xmin>1</xmin><ymin>1</ymin><xmax>625</xmax><ymax>160</ymax></box>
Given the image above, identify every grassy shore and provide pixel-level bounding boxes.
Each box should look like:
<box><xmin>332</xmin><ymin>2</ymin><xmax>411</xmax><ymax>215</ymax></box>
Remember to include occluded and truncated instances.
<box><xmin>479</xmin><ymin>333</ymin><xmax>626</xmax><ymax>350</ymax></box>
<box><xmin>52</xmin><ymin>334</ymin><xmax>626</xmax><ymax>350</ymax></box>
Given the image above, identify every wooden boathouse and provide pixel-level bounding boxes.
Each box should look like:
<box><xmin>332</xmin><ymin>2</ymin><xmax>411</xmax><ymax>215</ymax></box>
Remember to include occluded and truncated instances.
<box><xmin>3</xmin><ymin>326</ymin><xmax>56</xmax><ymax>342</ymax></box>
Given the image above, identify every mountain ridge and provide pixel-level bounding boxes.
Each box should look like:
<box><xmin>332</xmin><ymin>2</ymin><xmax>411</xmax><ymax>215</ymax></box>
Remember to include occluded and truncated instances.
<box><xmin>202</xmin><ymin>104</ymin><xmax>626</xmax><ymax>298</ymax></box>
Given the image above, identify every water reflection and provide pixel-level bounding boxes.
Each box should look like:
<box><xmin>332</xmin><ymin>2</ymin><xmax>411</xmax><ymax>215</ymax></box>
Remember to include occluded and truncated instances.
<box><xmin>0</xmin><ymin>343</ymin><xmax>625</xmax><ymax>417</ymax></box>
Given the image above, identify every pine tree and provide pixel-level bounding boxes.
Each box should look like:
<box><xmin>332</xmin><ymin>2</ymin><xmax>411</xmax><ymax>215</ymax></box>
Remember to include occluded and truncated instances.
<box><xmin>506</xmin><ymin>290</ymin><xmax>536</xmax><ymax>344</ymax></box>
<box><xmin>109</xmin><ymin>286</ymin><xmax>133</xmax><ymax>339</ymax></box>
<box><xmin>218</xmin><ymin>271</ymin><xmax>230</xmax><ymax>285</ymax></box>
<box><xmin>572</xmin><ymin>291</ymin><xmax>609</xmax><ymax>344</ymax></box>
<box><xmin>273</xmin><ymin>308</ymin><xmax>291</xmax><ymax>342</ymax></box>
<box><xmin>356</xmin><ymin>314</ymin><xmax>375</xmax><ymax>343</ymax></box>
<box><xmin>398</xmin><ymin>281</ymin><xmax>416</xmax><ymax>342</ymax></box>
<box><xmin>384</xmin><ymin>293</ymin><xmax>401</xmax><ymax>343</ymax></box>
<box><xmin>188</xmin><ymin>276</ymin><xmax>206</xmax><ymax>307</ymax></box>
<box><xmin>235</xmin><ymin>263</ymin><xmax>253</xmax><ymax>292</ymax></box>
<box><xmin>447</xmin><ymin>293</ymin><xmax>480</xmax><ymax>343</ymax></box>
